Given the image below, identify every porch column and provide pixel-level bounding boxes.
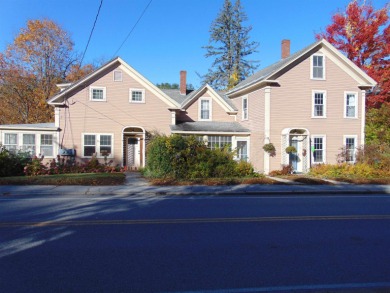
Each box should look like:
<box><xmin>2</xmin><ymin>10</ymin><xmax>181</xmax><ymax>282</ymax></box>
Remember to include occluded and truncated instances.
<box><xmin>264</xmin><ymin>86</ymin><xmax>271</xmax><ymax>174</ymax></box>
<box><xmin>360</xmin><ymin>90</ymin><xmax>366</xmax><ymax>145</ymax></box>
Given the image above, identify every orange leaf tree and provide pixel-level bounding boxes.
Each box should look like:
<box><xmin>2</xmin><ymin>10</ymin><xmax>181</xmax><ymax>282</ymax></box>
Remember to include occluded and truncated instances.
<box><xmin>0</xmin><ymin>19</ymin><xmax>95</xmax><ymax>124</ymax></box>
<box><xmin>316</xmin><ymin>0</ymin><xmax>389</xmax><ymax>108</ymax></box>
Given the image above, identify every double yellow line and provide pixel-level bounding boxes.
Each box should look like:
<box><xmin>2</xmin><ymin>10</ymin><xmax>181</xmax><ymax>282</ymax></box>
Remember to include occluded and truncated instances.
<box><xmin>1</xmin><ymin>214</ymin><xmax>390</xmax><ymax>228</ymax></box>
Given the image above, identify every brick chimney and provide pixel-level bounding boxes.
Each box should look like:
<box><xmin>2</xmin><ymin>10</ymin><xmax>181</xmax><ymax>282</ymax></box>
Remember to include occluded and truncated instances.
<box><xmin>281</xmin><ymin>39</ymin><xmax>290</xmax><ymax>59</ymax></box>
<box><xmin>180</xmin><ymin>70</ymin><xmax>187</xmax><ymax>95</ymax></box>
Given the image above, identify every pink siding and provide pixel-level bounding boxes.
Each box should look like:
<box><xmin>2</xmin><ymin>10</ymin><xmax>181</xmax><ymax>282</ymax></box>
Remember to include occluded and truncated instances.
<box><xmin>231</xmin><ymin>89</ymin><xmax>265</xmax><ymax>172</ymax></box>
<box><xmin>184</xmin><ymin>90</ymin><xmax>235</xmax><ymax>122</ymax></box>
<box><xmin>269</xmin><ymin>53</ymin><xmax>363</xmax><ymax>171</ymax></box>
<box><xmin>58</xmin><ymin>64</ymin><xmax>173</xmax><ymax>165</ymax></box>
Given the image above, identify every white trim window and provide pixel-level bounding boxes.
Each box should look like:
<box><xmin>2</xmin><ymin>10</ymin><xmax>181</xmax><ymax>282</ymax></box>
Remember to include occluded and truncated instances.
<box><xmin>344</xmin><ymin>92</ymin><xmax>358</xmax><ymax>118</ymax></box>
<box><xmin>4</xmin><ymin>133</ymin><xmax>18</xmax><ymax>153</ymax></box>
<box><xmin>311</xmin><ymin>54</ymin><xmax>325</xmax><ymax>80</ymax></box>
<box><xmin>130</xmin><ymin>88</ymin><xmax>145</xmax><ymax>103</ymax></box>
<box><xmin>23</xmin><ymin>134</ymin><xmax>36</xmax><ymax>156</ymax></box>
<box><xmin>113</xmin><ymin>70</ymin><xmax>122</xmax><ymax>82</ymax></box>
<box><xmin>242</xmin><ymin>96</ymin><xmax>248</xmax><ymax>120</ymax></box>
<box><xmin>83</xmin><ymin>134</ymin><xmax>113</xmax><ymax>158</ymax></box>
<box><xmin>199</xmin><ymin>98</ymin><xmax>212</xmax><ymax>121</ymax></box>
<box><xmin>312</xmin><ymin>135</ymin><xmax>326</xmax><ymax>164</ymax></box>
<box><xmin>312</xmin><ymin>90</ymin><xmax>326</xmax><ymax>118</ymax></box>
<box><xmin>344</xmin><ymin>135</ymin><xmax>357</xmax><ymax>163</ymax></box>
<box><xmin>90</xmin><ymin>86</ymin><xmax>106</xmax><ymax>101</ymax></box>
<box><xmin>207</xmin><ymin>136</ymin><xmax>232</xmax><ymax>150</ymax></box>
<box><xmin>40</xmin><ymin>134</ymin><xmax>53</xmax><ymax>157</ymax></box>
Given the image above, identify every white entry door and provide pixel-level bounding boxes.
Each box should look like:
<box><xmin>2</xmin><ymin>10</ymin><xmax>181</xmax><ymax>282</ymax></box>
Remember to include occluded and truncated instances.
<box><xmin>127</xmin><ymin>137</ymin><xmax>140</xmax><ymax>167</ymax></box>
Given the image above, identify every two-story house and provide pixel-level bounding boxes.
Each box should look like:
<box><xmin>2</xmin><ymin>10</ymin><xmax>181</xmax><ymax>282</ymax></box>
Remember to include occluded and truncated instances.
<box><xmin>0</xmin><ymin>39</ymin><xmax>376</xmax><ymax>174</ymax></box>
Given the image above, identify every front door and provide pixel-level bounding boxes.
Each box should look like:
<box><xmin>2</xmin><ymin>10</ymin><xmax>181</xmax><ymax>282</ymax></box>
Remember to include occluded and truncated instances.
<box><xmin>289</xmin><ymin>139</ymin><xmax>302</xmax><ymax>173</ymax></box>
<box><xmin>127</xmin><ymin>137</ymin><xmax>140</xmax><ymax>168</ymax></box>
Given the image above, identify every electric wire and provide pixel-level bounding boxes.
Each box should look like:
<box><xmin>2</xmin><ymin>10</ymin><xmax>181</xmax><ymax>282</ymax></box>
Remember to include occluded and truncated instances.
<box><xmin>80</xmin><ymin>0</ymin><xmax>104</xmax><ymax>66</ymax></box>
<box><xmin>112</xmin><ymin>0</ymin><xmax>153</xmax><ymax>57</ymax></box>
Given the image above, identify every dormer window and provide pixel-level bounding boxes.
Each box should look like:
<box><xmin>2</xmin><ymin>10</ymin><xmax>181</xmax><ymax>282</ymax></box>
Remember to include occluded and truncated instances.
<box><xmin>199</xmin><ymin>98</ymin><xmax>212</xmax><ymax>120</ymax></box>
<box><xmin>311</xmin><ymin>54</ymin><xmax>325</xmax><ymax>80</ymax></box>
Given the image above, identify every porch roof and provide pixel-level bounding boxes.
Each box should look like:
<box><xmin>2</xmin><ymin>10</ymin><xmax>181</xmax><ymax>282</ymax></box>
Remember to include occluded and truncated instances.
<box><xmin>0</xmin><ymin>123</ymin><xmax>57</xmax><ymax>131</ymax></box>
<box><xmin>170</xmin><ymin>121</ymin><xmax>250</xmax><ymax>134</ymax></box>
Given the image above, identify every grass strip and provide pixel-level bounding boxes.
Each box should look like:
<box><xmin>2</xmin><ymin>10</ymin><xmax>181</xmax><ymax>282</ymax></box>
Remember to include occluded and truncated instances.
<box><xmin>0</xmin><ymin>173</ymin><xmax>126</xmax><ymax>185</ymax></box>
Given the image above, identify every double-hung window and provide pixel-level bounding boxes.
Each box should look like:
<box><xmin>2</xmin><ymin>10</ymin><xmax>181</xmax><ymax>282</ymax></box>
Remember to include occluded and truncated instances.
<box><xmin>344</xmin><ymin>136</ymin><xmax>357</xmax><ymax>163</ymax></box>
<box><xmin>40</xmin><ymin>134</ymin><xmax>53</xmax><ymax>157</ymax></box>
<box><xmin>23</xmin><ymin>134</ymin><xmax>36</xmax><ymax>155</ymax></box>
<box><xmin>242</xmin><ymin>96</ymin><xmax>248</xmax><ymax>120</ymax></box>
<box><xmin>4</xmin><ymin>133</ymin><xmax>18</xmax><ymax>153</ymax></box>
<box><xmin>345</xmin><ymin>92</ymin><xmax>358</xmax><ymax>118</ymax></box>
<box><xmin>312</xmin><ymin>91</ymin><xmax>326</xmax><ymax>118</ymax></box>
<box><xmin>90</xmin><ymin>86</ymin><xmax>106</xmax><ymax>101</ymax></box>
<box><xmin>312</xmin><ymin>136</ymin><xmax>326</xmax><ymax>164</ymax></box>
<box><xmin>83</xmin><ymin>134</ymin><xmax>113</xmax><ymax>157</ymax></box>
<box><xmin>199</xmin><ymin>98</ymin><xmax>211</xmax><ymax>120</ymax></box>
<box><xmin>312</xmin><ymin>54</ymin><xmax>325</xmax><ymax>79</ymax></box>
<box><xmin>130</xmin><ymin>89</ymin><xmax>145</xmax><ymax>103</ymax></box>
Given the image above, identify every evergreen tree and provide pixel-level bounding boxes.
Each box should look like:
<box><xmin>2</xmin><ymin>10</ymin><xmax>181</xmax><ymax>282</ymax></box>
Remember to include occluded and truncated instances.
<box><xmin>203</xmin><ymin>0</ymin><xmax>259</xmax><ymax>90</ymax></box>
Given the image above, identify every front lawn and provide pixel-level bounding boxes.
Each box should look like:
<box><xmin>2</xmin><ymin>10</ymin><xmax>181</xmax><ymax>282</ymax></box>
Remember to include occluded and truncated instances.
<box><xmin>0</xmin><ymin>173</ymin><xmax>125</xmax><ymax>185</ymax></box>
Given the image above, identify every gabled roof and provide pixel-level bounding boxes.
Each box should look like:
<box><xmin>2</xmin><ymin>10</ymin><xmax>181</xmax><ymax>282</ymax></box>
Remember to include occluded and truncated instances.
<box><xmin>180</xmin><ymin>84</ymin><xmax>237</xmax><ymax>113</ymax></box>
<box><xmin>170</xmin><ymin>121</ymin><xmax>249</xmax><ymax>133</ymax></box>
<box><xmin>47</xmin><ymin>57</ymin><xmax>180</xmax><ymax>108</ymax></box>
<box><xmin>227</xmin><ymin>39</ymin><xmax>377</xmax><ymax>96</ymax></box>
<box><xmin>160</xmin><ymin>89</ymin><xmax>193</xmax><ymax>105</ymax></box>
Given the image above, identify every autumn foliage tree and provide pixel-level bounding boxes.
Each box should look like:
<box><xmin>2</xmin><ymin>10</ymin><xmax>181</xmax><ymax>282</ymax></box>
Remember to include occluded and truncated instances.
<box><xmin>316</xmin><ymin>0</ymin><xmax>389</xmax><ymax>108</ymax></box>
<box><xmin>0</xmin><ymin>19</ymin><xmax>95</xmax><ymax>124</ymax></box>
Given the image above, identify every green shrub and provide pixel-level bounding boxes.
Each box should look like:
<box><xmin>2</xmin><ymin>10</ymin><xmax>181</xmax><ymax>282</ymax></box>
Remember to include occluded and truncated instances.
<box><xmin>0</xmin><ymin>145</ymin><xmax>31</xmax><ymax>177</ymax></box>
<box><xmin>144</xmin><ymin>134</ymin><xmax>255</xmax><ymax>179</ymax></box>
<box><xmin>309</xmin><ymin>163</ymin><xmax>389</xmax><ymax>179</ymax></box>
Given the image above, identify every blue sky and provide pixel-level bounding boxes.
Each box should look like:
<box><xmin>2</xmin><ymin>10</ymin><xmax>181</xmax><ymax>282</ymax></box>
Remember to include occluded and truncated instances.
<box><xmin>0</xmin><ymin>0</ymin><xmax>388</xmax><ymax>88</ymax></box>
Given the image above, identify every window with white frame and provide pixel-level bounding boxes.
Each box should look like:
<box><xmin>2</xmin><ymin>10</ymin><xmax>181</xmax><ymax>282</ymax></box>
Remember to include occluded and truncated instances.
<box><xmin>199</xmin><ymin>98</ymin><xmax>211</xmax><ymax>120</ymax></box>
<box><xmin>345</xmin><ymin>92</ymin><xmax>357</xmax><ymax>118</ymax></box>
<box><xmin>207</xmin><ymin>136</ymin><xmax>232</xmax><ymax>150</ymax></box>
<box><xmin>83</xmin><ymin>134</ymin><xmax>113</xmax><ymax>157</ymax></box>
<box><xmin>311</xmin><ymin>54</ymin><xmax>325</xmax><ymax>79</ymax></box>
<box><xmin>242</xmin><ymin>96</ymin><xmax>248</xmax><ymax>120</ymax></box>
<box><xmin>4</xmin><ymin>133</ymin><xmax>18</xmax><ymax>153</ymax></box>
<box><xmin>113</xmin><ymin>70</ymin><xmax>122</xmax><ymax>82</ymax></box>
<box><xmin>23</xmin><ymin>134</ymin><xmax>36</xmax><ymax>155</ymax></box>
<box><xmin>312</xmin><ymin>91</ymin><xmax>326</xmax><ymax>118</ymax></box>
<box><xmin>90</xmin><ymin>86</ymin><xmax>106</xmax><ymax>101</ymax></box>
<box><xmin>99</xmin><ymin>135</ymin><xmax>112</xmax><ymax>156</ymax></box>
<box><xmin>312</xmin><ymin>136</ymin><xmax>326</xmax><ymax>163</ymax></box>
<box><xmin>40</xmin><ymin>134</ymin><xmax>53</xmax><ymax>157</ymax></box>
<box><xmin>344</xmin><ymin>136</ymin><xmax>357</xmax><ymax>163</ymax></box>
<box><xmin>130</xmin><ymin>89</ymin><xmax>145</xmax><ymax>103</ymax></box>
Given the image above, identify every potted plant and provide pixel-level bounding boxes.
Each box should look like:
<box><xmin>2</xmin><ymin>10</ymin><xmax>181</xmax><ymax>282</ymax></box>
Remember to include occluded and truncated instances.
<box><xmin>263</xmin><ymin>143</ymin><xmax>276</xmax><ymax>157</ymax></box>
<box><xmin>285</xmin><ymin>146</ymin><xmax>297</xmax><ymax>154</ymax></box>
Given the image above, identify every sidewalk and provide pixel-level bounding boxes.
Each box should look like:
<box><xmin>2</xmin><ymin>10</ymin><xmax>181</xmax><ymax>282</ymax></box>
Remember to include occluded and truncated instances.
<box><xmin>1</xmin><ymin>172</ymin><xmax>389</xmax><ymax>197</ymax></box>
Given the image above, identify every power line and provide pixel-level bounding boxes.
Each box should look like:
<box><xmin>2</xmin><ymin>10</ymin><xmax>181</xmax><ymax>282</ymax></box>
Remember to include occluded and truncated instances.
<box><xmin>113</xmin><ymin>0</ymin><xmax>153</xmax><ymax>57</ymax></box>
<box><xmin>80</xmin><ymin>0</ymin><xmax>104</xmax><ymax>66</ymax></box>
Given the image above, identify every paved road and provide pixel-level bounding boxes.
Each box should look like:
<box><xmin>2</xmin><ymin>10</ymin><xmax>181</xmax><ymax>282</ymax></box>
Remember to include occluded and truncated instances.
<box><xmin>1</xmin><ymin>194</ymin><xmax>390</xmax><ymax>292</ymax></box>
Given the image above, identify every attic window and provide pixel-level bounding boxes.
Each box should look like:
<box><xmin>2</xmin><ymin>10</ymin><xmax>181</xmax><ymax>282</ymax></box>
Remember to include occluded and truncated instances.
<box><xmin>113</xmin><ymin>70</ymin><xmax>122</xmax><ymax>82</ymax></box>
<box><xmin>311</xmin><ymin>54</ymin><xmax>325</xmax><ymax>80</ymax></box>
